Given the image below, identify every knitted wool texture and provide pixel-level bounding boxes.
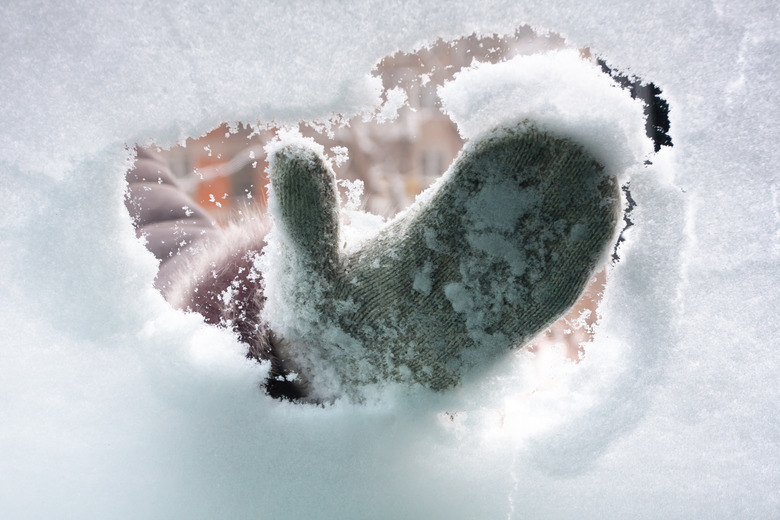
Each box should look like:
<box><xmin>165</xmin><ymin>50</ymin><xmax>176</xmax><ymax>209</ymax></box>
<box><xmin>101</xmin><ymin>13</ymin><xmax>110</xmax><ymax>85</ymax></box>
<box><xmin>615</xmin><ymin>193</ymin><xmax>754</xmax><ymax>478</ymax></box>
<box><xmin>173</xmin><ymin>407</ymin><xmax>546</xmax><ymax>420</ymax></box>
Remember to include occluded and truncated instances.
<box><xmin>267</xmin><ymin>122</ymin><xmax>620</xmax><ymax>396</ymax></box>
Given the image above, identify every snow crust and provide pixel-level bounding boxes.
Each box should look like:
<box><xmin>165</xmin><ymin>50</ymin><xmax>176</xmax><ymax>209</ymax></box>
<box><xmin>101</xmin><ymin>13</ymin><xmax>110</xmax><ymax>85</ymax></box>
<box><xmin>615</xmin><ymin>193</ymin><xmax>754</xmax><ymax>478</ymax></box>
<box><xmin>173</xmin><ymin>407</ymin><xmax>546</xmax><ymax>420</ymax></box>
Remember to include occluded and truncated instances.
<box><xmin>1</xmin><ymin>1</ymin><xmax>778</xmax><ymax>518</ymax></box>
<box><xmin>439</xmin><ymin>49</ymin><xmax>651</xmax><ymax>178</ymax></box>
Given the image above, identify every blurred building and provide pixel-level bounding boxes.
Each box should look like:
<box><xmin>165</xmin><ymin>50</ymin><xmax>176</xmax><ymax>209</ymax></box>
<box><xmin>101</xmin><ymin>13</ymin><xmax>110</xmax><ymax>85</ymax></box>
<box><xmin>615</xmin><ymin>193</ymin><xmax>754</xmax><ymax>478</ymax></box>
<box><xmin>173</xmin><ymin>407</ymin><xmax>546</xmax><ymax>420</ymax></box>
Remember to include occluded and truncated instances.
<box><xmin>160</xmin><ymin>27</ymin><xmax>568</xmax><ymax>219</ymax></box>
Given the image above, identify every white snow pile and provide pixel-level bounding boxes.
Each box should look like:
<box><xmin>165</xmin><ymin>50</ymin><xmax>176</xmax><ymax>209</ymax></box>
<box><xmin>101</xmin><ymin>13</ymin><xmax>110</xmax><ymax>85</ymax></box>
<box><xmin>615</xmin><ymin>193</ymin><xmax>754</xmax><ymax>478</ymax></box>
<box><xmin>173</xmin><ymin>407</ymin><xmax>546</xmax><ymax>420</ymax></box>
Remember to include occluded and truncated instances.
<box><xmin>439</xmin><ymin>49</ymin><xmax>651</xmax><ymax>177</ymax></box>
<box><xmin>1</xmin><ymin>2</ymin><xmax>778</xmax><ymax>519</ymax></box>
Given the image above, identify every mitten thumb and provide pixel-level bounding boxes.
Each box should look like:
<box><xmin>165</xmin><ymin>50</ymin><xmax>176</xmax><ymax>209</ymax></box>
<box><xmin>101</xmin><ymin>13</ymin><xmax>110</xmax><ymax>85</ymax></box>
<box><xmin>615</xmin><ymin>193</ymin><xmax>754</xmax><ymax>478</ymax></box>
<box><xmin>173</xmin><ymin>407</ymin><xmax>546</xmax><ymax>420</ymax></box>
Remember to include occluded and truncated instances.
<box><xmin>268</xmin><ymin>143</ymin><xmax>341</xmax><ymax>276</ymax></box>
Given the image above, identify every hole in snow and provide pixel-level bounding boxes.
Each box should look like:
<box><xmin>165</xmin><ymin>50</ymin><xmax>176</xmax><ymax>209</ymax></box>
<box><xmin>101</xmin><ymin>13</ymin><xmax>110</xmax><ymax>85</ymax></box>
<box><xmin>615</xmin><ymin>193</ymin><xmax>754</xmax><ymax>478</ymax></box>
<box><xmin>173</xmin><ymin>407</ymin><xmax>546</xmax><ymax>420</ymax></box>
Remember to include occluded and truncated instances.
<box><xmin>125</xmin><ymin>27</ymin><xmax>667</xmax><ymax>401</ymax></box>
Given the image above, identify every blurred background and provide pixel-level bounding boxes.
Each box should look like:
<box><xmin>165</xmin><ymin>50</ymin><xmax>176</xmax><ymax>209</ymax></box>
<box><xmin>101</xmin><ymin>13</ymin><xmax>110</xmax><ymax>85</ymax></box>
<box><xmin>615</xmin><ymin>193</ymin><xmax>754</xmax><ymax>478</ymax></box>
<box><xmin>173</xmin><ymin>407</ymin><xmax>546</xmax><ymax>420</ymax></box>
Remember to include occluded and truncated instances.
<box><xmin>154</xmin><ymin>27</ymin><xmax>604</xmax><ymax>362</ymax></box>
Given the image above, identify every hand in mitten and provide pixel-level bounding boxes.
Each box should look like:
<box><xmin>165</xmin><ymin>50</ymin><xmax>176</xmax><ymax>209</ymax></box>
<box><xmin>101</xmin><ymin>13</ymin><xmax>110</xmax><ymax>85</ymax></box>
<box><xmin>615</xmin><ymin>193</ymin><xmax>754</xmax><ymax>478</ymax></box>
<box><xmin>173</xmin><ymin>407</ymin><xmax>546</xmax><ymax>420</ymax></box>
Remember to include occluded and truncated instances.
<box><xmin>264</xmin><ymin>121</ymin><xmax>620</xmax><ymax>399</ymax></box>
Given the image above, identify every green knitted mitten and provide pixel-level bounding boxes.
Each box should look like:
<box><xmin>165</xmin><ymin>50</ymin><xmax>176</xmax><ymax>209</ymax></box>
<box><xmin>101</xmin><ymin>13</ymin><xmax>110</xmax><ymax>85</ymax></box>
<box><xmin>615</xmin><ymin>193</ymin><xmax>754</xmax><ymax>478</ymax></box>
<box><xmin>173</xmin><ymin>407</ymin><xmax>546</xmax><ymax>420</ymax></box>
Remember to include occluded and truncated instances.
<box><xmin>265</xmin><ymin>121</ymin><xmax>619</xmax><ymax>398</ymax></box>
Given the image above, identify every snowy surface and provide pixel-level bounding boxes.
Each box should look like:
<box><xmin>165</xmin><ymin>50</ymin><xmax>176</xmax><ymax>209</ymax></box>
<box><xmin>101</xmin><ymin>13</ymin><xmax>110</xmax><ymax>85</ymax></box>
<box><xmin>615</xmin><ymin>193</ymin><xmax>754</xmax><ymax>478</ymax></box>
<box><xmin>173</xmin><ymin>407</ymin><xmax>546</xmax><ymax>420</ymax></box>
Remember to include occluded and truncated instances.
<box><xmin>1</xmin><ymin>1</ymin><xmax>778</xmax><ymax>519</ymax></box>
<box><xmin>439</xmin><ymin>49</ymin><xmax>651</xmax><ymax>175</ymax></box>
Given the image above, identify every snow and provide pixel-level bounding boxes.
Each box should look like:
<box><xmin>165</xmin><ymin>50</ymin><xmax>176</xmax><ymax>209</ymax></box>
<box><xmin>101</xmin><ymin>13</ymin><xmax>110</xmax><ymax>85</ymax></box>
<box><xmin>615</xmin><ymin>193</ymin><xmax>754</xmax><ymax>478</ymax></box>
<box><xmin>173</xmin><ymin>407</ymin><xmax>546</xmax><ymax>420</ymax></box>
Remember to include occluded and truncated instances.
<box><xmin>376</xmin><ymin>86</ymin><xmax>409</xmax><ymax>122</ymax></box>
<box><xmin>1</xmin><ymin>1</ymin><xmax>778</xmax><ymax>519</ymax></box>
<box><xmin>439</xmin><ymin>49</ymin><xmax>651</xmax><ymax>177</ymax></box>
